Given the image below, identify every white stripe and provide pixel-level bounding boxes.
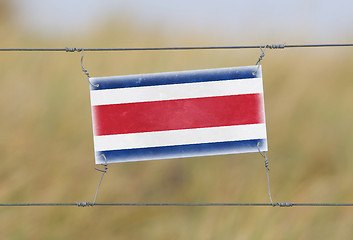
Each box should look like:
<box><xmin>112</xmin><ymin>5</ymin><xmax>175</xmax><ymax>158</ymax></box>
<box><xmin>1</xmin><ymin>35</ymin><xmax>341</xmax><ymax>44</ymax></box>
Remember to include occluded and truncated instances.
<box><xmin>90</xmin><ymin>78</ymin><xmax>263</xmax><ymax>106</ymax></box>
<box><xmin>93</xmin><ymin>123</ymin><xmax>267</xmax><ymax>152</ymax></box>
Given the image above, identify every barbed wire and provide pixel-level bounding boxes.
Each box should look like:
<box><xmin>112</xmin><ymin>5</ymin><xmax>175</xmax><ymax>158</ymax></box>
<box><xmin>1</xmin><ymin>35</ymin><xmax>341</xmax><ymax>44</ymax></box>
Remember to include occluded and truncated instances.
<box><xmin>0</xmin><ymin>43</ymin><xmax>352</xmax><ymax>52</ymax></box>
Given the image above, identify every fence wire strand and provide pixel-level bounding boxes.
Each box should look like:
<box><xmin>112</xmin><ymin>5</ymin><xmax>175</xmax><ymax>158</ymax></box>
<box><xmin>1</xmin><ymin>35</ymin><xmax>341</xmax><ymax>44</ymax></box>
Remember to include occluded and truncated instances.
<box><xmin>0</xmin><ymin>43</ymin><xmax>352</xmax><ymax>52</ymax></box>
<box><xmin>0</xmin><ymin>202</ymin><xmax>353</xmax><ymax>207</ymax></box>
<box><xmin>1</xmin><ymin>42</ymin><xmax>353</xmax><ymax>208</ymax></box>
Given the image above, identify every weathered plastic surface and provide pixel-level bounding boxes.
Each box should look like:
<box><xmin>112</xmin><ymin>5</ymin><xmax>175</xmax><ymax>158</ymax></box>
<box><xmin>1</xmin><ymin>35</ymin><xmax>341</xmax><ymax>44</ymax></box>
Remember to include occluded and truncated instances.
<box><xmin>90</xmin><ymin>65</ymin><xmax>267</xmax><ymax>164</ymax></box>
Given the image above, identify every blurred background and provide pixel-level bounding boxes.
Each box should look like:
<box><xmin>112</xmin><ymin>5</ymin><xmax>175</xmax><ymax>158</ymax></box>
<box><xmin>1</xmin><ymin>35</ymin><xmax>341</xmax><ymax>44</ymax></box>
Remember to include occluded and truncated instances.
<box><xmin>1</xmin><ymin>0</ymin><xmax>353</xmax><ymax>239</ymax></box>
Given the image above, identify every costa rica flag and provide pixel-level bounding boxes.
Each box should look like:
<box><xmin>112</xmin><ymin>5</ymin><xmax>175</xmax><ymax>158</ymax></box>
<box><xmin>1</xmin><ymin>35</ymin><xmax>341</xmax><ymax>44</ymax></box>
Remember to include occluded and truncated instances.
<box><xmin>90</xmin><ymin>66</ymin><xmax>267</xmax><ymax>164</ymax></box>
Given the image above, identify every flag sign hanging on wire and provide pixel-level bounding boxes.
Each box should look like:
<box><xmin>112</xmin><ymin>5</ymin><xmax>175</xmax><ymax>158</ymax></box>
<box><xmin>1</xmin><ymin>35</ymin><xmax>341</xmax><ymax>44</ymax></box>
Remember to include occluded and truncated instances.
<box><xmin>89</xmin><ymin>65</ymin><xmax>267</xmax><ymax>164</ymax></box>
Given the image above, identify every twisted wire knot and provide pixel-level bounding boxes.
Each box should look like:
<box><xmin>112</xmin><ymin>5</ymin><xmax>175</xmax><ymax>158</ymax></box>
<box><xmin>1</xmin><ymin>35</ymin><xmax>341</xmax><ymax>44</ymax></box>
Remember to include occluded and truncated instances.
<box><xmin>76</xmin><ymin>202</ymin><xmax>92</xmax><ymax>207</ymax></box>
<box><xmin>255</xmin><ymin>49</ymin><xmax>266</xmax><ymax>66</ymax></box>
<box><xmin>65</xmin><ymin>47</ymin><xmax>83</xmax><ymax>52</ymax></box>
<box><xmin>264</xmin><ymin>158</ymin><xmax>269</xmax><ymax>170</ymax></box>
<box><xmin>81</xmin><ymin>65</ymin><xmax>91</xmax><ymax>79</ymax></box>
<box><xmin>266</xmin><ymin>43</ymin><xmax>286</xmax><ymax>49</ymax></box>
<box><xmin>273</xmin><ymin>202</ymin><xmax>294</xmax><ymax>207</ymax></box>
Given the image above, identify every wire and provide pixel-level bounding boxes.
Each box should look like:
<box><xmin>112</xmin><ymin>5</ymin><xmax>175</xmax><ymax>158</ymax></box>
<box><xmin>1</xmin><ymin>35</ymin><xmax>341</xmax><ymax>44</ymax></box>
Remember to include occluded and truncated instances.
<box><xmin>0</xmin><ymin>203</ymin><xmax>77</xmax><ymax>206</ymax></box>
<box><xmin>1</xmin><ymin>42</ymin><xmax>352</xmax><ymax>208</ymax></box>
<box><xmin>93</xmin><ymin>203</ymin><xmax>353</xmax><ymax>207</ymax></box>
<box><xmin>256</xmin><ymin>142</ymin><xmax>273</xmax><ymax>205</ymax></box>
<box><xmin>0</xmin><ymin>43</ymin><xmax>353</xmax><ymax>52</ymax></box>
<box><xmin>0</xmin><ymin>202</ymin><xmax>353</xmax><ymax>207</ymax></box>
<box><xmin>92</xmin><ymin>154</ymin><xmax>108</xmax><ymax>205</ymax></box>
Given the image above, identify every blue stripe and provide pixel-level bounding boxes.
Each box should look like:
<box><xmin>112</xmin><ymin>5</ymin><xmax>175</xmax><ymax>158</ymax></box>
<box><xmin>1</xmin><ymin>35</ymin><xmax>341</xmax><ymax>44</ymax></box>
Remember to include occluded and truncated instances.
<box><xmin>90</xmin><ymin>66</ymin><xmax>260</xmax><ymax>90</ymax></box>
<box><xmin>95</xmin><ymin>139</ymin><xmax>267</xmax><ymax>163</ymax></box>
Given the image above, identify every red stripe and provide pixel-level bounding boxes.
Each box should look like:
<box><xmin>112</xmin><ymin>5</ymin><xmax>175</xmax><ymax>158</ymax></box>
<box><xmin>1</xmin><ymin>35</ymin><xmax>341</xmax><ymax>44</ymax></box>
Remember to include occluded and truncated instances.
<box><xmin>93</xmin><ymin>94</ymin><xmax>264</xmax><ymax>136</ymax></box>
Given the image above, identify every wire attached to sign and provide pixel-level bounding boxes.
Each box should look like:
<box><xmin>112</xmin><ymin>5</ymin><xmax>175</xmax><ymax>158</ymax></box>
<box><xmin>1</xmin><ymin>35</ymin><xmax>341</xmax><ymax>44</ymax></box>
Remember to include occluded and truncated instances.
<box><xmin>252</xmin><ymin>43</ymin><xmax>285</xmax><ymax>75</ymax></box>
<box><xmin>2</xmin><ymin>43</ymin><xmax>352</xmax><ymax>52</ymax></box>
<box><xmin>92</xmin><ymin>154</ymin><xmax>109</xmax><ymax>206</ymax></box>
<box><xmin>66</xmin><ymin>47</ymin><xmax>99</xmax><ymax>87</ymax></box>
<box><xmin>257</xmin><ymin>142</ymin><xmax>274</xmax><ymax>205</ymax></box>
<box><xmin>253</xmin><ymin>46</ymin><xmax>267</xmax><ymax>75</ymax></box>
<box><xmin>2</xmin><ymin>42</ymin><xmax>353</xmax><ymax>208</ymax></box>
<box><xmin>76</xmin><ymin>154</ymin><xmax>109</xmax><ymax>207</ymax></box>
<box><xmin>80</xmin><ymin>49</ymin><xmax>99</xmax><ymax>88</ymax></box>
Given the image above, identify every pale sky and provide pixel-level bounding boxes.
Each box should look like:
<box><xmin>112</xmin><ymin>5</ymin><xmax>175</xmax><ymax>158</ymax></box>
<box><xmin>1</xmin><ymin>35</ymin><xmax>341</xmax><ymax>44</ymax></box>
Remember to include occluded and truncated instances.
<box><xmin>10</xmin><ymin>0</ymin><xmax>353</xmax><ymax>42</ymax></box>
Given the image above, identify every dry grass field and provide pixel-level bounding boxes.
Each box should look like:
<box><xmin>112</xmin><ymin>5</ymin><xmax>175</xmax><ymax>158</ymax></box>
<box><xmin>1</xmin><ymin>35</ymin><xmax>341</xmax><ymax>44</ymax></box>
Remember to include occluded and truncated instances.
<box><xmin>1</xmin><ymin>11</ymin><xmax>353</xmax><ymax>239</ymax></box>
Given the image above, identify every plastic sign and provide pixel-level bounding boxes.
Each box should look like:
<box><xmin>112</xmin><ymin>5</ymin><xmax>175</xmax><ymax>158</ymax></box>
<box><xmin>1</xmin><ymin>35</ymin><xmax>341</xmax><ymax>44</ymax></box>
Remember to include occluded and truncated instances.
<box><xmin>90</xmin><ymin>66</ymin><xmax>267</xmax><ymax>164</ymax></box>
